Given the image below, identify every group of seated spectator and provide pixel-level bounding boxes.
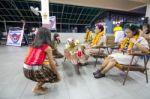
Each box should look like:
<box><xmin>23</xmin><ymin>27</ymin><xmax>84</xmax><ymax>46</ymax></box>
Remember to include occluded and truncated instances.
<box><xmin>64</xmin><ymin>23</ymin><xmax>150</xmax><ymax>78</ymax></box>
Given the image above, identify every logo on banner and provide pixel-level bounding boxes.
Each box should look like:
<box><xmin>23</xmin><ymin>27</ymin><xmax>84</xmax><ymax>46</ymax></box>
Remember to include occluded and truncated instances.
<box><xmin>6</xmin><ymin>29</ymin><xmax>24</xmax><ymax>46</ymax></box>
<box><xmin>49</xmin><ymin>16</ymin><xmax>56</xmax><ymax>30</ymax></box>
<box><xmin>9</xmin><ymin>33</ymin><xmax>21</xmax><ymax>43</ymax></box>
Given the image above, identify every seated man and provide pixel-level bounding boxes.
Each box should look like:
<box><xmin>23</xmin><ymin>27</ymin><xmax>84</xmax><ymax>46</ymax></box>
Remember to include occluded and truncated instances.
<box><xmin>93</xmin><ymin>25</ymin><xmax>149</xmax><ymax>78</ymax></box>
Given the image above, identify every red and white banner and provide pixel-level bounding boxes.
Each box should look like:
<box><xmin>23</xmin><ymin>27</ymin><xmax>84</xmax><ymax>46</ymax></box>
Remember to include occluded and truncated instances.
<box><xmin>6</xmin><ymin>28</ymin><xmax>24</xmax><ymax>46</ymax></box>
<box><xmin>49</xmin><ymin>16</ymin><xmax>56</xmax><ymax>30</ymax></box>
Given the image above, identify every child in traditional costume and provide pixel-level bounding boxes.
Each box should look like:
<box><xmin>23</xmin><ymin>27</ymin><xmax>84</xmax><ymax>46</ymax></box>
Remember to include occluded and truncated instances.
<box><xmin>23</xmin><ymin>28</ymin><xmax>60</xmax><ymax>95</ymax></box>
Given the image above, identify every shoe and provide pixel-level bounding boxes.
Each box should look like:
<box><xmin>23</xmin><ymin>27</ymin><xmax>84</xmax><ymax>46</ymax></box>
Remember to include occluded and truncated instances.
<box><xmin>93</xmin><ymin>69</ymin><xmax>100</xmax><ymax>75</ymax></box>
<box><xmin>94</xmin><ymin>72</ymin><xmax>105</xmax><ymax>79</ymax></box>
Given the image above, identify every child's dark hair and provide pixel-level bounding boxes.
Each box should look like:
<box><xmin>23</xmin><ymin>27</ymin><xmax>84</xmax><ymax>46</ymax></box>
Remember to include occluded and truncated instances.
<box><xmin>143</xmin><ymin>23</ymin><xmax>150</xmax><ymax>34</ymax></box>
<box><xmin>53</xmin><ymin>33</ymin><xmax>60</xmax><ymax>44</ymax></box>
<box><xmin>31</xmin><ymin>27</ymin><xmax>53</xmax><ymax>48</ymax></box>
<box><xmin>125</xmin><ymin>24</ymin><xmax>139</xmax><ymax>36</ymax></box>
<box><xmin>53</xmin><ymin>33</ymin><xmax>59</xmax><ymax>41</ymax></box>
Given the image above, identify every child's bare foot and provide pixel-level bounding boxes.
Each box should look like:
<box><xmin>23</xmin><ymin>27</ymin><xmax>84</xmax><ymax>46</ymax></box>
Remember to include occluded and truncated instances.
<box><xmin>32</xmin><ymin>88</ymin><xmax>47</xmax><ymax>95</ymax></box>
<box><xmin>39</xmin><ymin>86</ymin><xmax>48</xmax><ymax>91</ymax></box>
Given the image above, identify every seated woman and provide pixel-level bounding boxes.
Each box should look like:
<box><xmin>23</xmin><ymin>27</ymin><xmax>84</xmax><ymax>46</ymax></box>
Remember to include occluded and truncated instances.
<box><xmin>84</xmin><ymin>27</ymin><xmax>93</xmax><ymax>44</ymax></box>
<box><xmin>93</xmin><ymin>25</ymin><xmax>149</xmax><ymax>78</ymax></box>
<box><xmin>84</xmin><ymin>24</ymin><xmax>106</xmax><ymax>55</ymax></box>
<box><xmin>52</xmin><ymin>33</ymin><xmax>64</xmax><ymax>58</ymax></box>
<box><xmin>140</xmin><ymin>23</ymin><xmax>150</xmax><ymax>41</ymax></box>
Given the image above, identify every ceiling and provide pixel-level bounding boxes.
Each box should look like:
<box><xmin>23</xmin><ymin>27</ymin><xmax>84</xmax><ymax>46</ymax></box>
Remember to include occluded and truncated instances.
<box><xmin>0</xmin><ymin>0</ymin><xmax>105</xmax><ymax>25</ymax></box>
<box><xmin>128</xmin><ymin>0</ymin><xmax>150</xmax><ymax>3</ymax></box>
<box><xmin>49</xmin><ymin>0</ymin><xmax>148</xmax><ymax>11</ymax></box>
<box><xmin>0</xmin><ymin>0</ymin><xmax>148</xmax><ymax>26</ymax></box>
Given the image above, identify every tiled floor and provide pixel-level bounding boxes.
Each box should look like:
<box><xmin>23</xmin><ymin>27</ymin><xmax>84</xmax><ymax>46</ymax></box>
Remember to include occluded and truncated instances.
<box><xmin>0</xmin><ymin>45</ymin><xmax>150</xmax><ymax>99</ymax></box>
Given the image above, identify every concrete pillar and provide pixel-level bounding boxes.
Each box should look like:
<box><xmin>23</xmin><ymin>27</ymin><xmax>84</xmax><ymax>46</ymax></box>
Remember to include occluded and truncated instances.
<box><xmin>105</xmin><ymin>12</ymin><xmax>113</xmax><ymax>34</ymax></box>
<box><xmin>146</xmin><ymin>3</ymin><xmax>150</xmax><ymax>24</ymax></box>
<box><xmin>105</xmin><ymin>19</ymin><xmax>113</xmax><ymax>34</ymax></box>
<box><xmin>41</xmin><ymin>0</ymin><xmax>49</xmax><ymax>28</ymax></box>
<box><xmin>4</xmin><ymin>20</ymin><xmax>7</xmax><ymax>32</ymax></box>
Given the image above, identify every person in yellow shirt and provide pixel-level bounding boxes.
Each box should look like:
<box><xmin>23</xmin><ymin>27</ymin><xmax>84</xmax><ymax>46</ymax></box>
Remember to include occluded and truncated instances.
<box><xmin>84</xmin><ymin>27</ymin><xmax>93</xmax><ymax>43</ymax></box>
<box><xmin>113</xmin><ymin>23</ymin><xmax>123</xmax><ymax>37</ymax></box>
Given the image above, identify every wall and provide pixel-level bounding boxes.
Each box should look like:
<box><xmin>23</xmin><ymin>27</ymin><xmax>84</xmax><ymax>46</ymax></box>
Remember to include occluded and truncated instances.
<box><xmin>51</xmin><ymin>32</ymin><xmax>113</xmax><ymax>43</ymax></box>
<box><xmin>52</xmin><ymin>33</ymin><xmax>85</xmax><ymax>44</ymax></box>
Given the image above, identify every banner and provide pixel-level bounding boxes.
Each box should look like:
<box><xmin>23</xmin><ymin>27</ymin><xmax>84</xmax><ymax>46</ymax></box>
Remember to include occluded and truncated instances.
<box><xmin>49</xmin><ymin>16</ymin><xmax>56</xmax><ymax>30</ymax></box>
<box><xmin>6</xmin><ymin>28</ymin><xmax>24</xmax><ymax>46</ymax></box>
